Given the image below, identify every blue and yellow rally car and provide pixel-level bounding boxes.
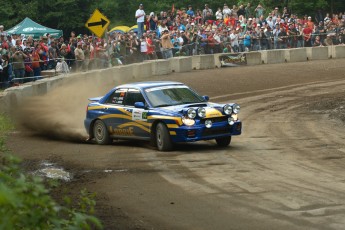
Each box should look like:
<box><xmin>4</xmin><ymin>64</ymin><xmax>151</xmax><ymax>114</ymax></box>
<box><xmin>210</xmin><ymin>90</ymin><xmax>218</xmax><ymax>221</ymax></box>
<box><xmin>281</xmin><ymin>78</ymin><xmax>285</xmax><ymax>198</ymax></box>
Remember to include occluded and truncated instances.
<box><xmin>84</xmin><ymin>81</ymin><xmax>242</xmax><ymax>151</ymax></box>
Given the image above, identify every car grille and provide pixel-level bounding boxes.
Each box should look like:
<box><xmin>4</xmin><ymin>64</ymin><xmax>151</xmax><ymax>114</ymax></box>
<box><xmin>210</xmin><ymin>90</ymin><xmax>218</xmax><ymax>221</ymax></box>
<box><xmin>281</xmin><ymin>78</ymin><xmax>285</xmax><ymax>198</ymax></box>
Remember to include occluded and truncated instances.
<box><xmin>202</xmin><ymin>126</ymin><xmax>230</xmax><ymax>137</ymax></box>
<box><xmin>200</xmin><ymin>116</ymin><xmax>228</xmax><ymax>124</ymax></box>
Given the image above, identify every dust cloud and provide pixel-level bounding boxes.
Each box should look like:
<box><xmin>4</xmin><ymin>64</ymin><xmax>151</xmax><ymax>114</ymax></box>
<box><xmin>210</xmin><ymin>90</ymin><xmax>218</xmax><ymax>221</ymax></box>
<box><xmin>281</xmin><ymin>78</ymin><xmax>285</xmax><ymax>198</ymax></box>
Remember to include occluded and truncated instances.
<box><xmin>14</xmin><ymin>74</ymin><xmax>116</xmax><ymax>142</ymax></box>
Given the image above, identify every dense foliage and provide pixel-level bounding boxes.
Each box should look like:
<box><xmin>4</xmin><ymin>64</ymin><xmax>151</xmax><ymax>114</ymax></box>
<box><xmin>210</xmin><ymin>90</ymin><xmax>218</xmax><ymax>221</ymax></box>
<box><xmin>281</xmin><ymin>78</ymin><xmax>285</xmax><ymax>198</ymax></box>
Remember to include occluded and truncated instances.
<box><xmin>0</xmin><ymin>0</ymin><xmax>344</xmax><ymax>36</ymax></box>
<box><xmin>0</xmin><ymin>115</ymin><xmax>102</xmax><ymax>229</ymax></box>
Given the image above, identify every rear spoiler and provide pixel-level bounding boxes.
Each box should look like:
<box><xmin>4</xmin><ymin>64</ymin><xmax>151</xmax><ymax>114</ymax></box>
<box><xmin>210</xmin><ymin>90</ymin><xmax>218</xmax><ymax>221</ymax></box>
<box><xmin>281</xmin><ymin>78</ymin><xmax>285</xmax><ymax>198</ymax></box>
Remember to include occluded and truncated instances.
<box><xmin>88</xmin><ymin>97</ymin><xmax>102</xmax><ymax>102</ymax></box>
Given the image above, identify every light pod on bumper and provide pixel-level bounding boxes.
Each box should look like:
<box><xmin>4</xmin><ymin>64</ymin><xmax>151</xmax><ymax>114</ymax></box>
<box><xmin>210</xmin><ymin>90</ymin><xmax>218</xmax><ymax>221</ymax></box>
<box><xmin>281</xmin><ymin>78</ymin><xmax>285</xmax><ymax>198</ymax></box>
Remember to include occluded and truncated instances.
<box><xmin>197</xmin><ymin>107</ymin><xmax>206</xmax><ymax>118</ymax></box>
<box><xmin>223</xmin><ymin>104</ymin><xmax>233</xmax><ymax>115</ymax></box>
<box><xmin>187</xmin><ymin>108</ymin><xmax>196</xmax><ymax>119</ymax></box>
<box><xmin>205</xmin><ymin>119</ymin><xmax>212</xmax><ymax>128</ymax></box>
<box><xmin>233</xmin><ymin>104</ymin><xmax>240</xmax><ymax>114</ymax></box>
<box><xmin>228</xmin><ymin>117</ymin><xmax>235</xmax><ymax>125</ymax></box>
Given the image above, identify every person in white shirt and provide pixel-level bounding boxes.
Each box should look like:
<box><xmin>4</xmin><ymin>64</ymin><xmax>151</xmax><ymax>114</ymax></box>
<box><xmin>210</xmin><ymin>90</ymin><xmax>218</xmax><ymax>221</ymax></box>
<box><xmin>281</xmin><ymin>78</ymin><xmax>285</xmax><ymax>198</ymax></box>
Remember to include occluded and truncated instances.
<box><xmin>135</xmin><ymin>3</ymin><xmax>145</xmax><ymax>38</ymax></box>
<box><xmin>222</xmin><ymin>4</ymin><xmax>232</xmax><ymax>16</ymax></box>
<box><xmin>140</xmin><ymin>33</ymin><xmax>148</xmax><ymax>61</ymax></box>
<box><xmin>229</xmin><ymin>29</ymin><xmax>239</xmax><ymax>52</ymax></box>
<box><xmin>215</xmin><ymin>8</ymin><xmax>223</xmax><ymax>20</ymax></box>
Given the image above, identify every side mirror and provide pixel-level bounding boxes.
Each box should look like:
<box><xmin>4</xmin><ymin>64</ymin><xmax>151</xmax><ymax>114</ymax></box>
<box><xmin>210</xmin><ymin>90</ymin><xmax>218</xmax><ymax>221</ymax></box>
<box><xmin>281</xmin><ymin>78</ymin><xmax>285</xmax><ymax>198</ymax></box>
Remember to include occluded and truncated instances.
<box><xmin>134</xmin><ymin>102</ymin><xmax>146</xmax><ymax>109</ymax></box>
<box><xmin>203</xmin><ymin>95</ymin><xmax>209</xmax><ymax>102</ymax></box>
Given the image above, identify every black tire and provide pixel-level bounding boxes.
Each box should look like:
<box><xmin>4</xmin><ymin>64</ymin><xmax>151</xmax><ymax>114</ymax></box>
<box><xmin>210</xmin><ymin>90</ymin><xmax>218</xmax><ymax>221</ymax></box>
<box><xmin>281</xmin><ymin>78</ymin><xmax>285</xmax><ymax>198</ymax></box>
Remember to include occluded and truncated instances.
<box><xmin>93</xmin><ymin>120</ymin><xmax>111</xmax><ymax>145</ymax></box>
<box><xmin>156</xmin><ymin>122</ymin><xmax>173</xmax><ymax>151</ymax></box>
<box><xmin>216</xmin><ymin>136</ymin><xmax>231</xmax><ymax>147</ymax></box>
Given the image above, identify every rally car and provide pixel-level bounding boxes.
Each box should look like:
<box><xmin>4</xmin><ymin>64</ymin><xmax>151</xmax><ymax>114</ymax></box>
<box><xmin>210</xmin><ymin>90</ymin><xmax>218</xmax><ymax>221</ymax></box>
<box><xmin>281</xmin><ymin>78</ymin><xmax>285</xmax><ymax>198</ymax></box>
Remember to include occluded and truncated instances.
<box><xmin>84</xmin><ymin>81</ymin><xmax>242</xmax><ymax>151</ymax></box>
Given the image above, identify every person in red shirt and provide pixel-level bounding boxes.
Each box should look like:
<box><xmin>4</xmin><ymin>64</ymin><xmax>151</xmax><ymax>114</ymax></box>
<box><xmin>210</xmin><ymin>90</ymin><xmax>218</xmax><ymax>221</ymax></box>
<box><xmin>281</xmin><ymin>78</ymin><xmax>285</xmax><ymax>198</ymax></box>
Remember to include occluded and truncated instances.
<box><xmin>146</xmin><ymin>33</ymin><xmax>156</xmax><ymax>60</ymax></box>
<box><xmin>32</xmin><ymin>44</ymin><xmax>42</xmax><ymax>79</ymax></box>
<box><xmin>303</xmin><ymin>23</ymin><xmax>313</xmax><ymax>47</ymax></box>
<box><xmin>306</xmin><ymin>16</ymin><xmax>314</xmax><ymax>29</ymax></box>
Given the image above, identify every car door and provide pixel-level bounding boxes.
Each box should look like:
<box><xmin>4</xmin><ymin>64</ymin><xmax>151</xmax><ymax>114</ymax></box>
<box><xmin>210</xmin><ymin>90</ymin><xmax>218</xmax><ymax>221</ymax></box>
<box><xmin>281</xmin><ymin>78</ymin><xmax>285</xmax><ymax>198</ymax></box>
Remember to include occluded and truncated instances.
<box><xmin>103</xmin><ymin>88</ymin><xmax>128</xmax><ymax>136</ymax></box>
<box><xmin>121</xmin><ymin>88</ymin><xmax>150</xmax><ymax>139</ymax></box>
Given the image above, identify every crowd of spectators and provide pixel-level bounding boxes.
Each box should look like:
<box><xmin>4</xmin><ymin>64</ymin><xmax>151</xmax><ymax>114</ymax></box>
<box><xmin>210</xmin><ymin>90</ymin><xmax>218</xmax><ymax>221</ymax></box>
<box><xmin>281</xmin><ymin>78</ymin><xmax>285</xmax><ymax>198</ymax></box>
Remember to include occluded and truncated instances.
<box><xmin>1</xmin><ymin>3</ymin><xmax>345</xmax><ymax>89</ymax></box>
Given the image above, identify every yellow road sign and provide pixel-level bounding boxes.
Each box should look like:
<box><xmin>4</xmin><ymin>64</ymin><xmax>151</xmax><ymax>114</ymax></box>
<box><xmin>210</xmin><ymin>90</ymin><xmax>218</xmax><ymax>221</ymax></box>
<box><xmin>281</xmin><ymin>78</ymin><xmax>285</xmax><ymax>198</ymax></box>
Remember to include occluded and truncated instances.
<box><xmin>85</xmin><ymin>9</ymin><xmax>110</xmax><ymax>38</ymax></box>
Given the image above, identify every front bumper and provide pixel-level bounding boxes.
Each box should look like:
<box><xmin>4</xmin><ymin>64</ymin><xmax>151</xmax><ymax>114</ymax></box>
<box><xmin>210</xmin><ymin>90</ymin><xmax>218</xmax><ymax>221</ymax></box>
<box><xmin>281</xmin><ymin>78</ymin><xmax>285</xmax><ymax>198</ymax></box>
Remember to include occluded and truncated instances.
<box><xmin>170</xmin><ymin>120</ymin><xmax>242</xmax><ymax>143</ymax></box>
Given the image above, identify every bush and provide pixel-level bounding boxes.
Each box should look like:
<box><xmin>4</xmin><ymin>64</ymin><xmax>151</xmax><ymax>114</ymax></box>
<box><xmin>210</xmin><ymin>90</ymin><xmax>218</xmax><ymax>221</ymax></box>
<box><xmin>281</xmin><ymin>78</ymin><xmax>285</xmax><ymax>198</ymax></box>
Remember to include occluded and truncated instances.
<box><xmin>0</xmin><ymin>114</ymin><xmax>102</xmax><ymax>229</ymax></box>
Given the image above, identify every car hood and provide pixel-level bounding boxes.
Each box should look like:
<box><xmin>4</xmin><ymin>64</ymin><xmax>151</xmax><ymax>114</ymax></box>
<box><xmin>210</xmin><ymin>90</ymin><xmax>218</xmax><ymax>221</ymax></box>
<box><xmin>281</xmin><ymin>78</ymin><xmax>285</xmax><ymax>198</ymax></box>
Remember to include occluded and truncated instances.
<box><xmin>154</xmin><ymin>102</ymin><xmax>225</xmax><ymax>118</ymax></box>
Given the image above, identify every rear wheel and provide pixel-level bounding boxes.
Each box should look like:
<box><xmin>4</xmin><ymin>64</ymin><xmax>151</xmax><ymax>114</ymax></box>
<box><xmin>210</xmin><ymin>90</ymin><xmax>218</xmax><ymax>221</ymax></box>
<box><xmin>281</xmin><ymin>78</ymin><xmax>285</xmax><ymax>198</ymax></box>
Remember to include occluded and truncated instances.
<box><xmin>156</xmin><ymin>123</ymin><xmax>173</xmax><ymax>151</ymax></box>
<box><xmin>216</xmin><ymin>136</ymin><xmax>231</xmax><ymax>147</ymax></box>
<box><xmin>93</xmin><ymin>120</ymin><xmax>111</xmax><ymax>145</ymax></box>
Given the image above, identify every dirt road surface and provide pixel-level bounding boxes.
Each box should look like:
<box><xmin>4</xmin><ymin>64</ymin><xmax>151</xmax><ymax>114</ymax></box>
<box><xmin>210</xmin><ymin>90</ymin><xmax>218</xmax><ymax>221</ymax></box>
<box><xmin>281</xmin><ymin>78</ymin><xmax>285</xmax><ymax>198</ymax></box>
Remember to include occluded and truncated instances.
<box><xmin>6</xmin><ymin>59</ymin><xmax>345</xmax><ymax>230</ymax></box>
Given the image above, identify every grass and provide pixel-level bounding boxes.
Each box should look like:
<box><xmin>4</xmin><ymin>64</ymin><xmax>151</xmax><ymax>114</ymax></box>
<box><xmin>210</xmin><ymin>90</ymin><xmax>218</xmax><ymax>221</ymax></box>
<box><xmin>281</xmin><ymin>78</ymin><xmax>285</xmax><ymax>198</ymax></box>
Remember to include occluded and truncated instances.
<box><xmin>0</xmin><ymin>114</ymin><xmax>14</xmax><ymax>151</ymax></box>
<box><xmin>0</xmin><ymin>114</ymin><xmax>14</xmax><ymax>138</ymax></box>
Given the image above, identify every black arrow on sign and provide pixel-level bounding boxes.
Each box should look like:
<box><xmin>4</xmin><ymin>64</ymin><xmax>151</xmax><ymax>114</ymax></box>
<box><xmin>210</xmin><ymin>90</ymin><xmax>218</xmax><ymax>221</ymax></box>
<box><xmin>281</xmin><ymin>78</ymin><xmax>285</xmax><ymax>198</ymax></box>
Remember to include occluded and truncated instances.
<box><xmin>87</xmin><ymin>18</ymin><xmax>108</xmax><ymax>28</ymax></box>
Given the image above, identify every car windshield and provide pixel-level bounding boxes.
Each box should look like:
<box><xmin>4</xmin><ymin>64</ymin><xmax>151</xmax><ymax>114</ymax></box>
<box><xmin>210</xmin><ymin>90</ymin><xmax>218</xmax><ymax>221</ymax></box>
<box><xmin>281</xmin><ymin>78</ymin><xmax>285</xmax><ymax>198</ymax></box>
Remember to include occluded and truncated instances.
<box><xmin>145</xmin><ymin>85</ymin><xmax>205</xmax><ymax>107</ymax></box>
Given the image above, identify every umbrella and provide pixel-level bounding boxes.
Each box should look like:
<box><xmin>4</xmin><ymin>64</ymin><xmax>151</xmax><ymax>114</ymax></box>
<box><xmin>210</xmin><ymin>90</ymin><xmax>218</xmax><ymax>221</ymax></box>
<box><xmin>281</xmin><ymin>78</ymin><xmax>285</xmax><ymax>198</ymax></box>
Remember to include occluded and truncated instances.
<box><xmin>109</xmin><ymin>26</ymin><xmax>130</xmax><ymax>33</ymax></box>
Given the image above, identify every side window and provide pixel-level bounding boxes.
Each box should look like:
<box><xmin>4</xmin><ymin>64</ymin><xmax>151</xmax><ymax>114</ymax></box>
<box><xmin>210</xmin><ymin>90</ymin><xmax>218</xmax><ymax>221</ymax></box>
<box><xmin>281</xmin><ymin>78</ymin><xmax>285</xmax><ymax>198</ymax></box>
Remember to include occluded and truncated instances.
<box><xmin>123</xmin><ymin>89</ymin><xmax>145</xmax><ymax>106</ymax></box>
<box><xmin>106</xmin><ymin>88</ymin><xmax>127</xmax><ymax>105</ymax></box>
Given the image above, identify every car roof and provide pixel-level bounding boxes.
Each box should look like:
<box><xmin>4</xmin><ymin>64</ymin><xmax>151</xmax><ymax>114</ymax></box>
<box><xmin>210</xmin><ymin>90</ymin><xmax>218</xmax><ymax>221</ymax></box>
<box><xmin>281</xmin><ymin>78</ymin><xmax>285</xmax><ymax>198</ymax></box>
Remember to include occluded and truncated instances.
<box><xmin>116</xmin><ymin>81</ymin><xmax>184</xmax><ymax>90</ymax></box>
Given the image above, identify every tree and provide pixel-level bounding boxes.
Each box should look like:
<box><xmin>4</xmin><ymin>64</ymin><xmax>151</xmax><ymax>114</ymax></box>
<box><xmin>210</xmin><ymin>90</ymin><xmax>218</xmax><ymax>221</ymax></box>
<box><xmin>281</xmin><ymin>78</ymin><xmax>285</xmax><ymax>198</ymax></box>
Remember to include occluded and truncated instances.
<box><xmin>0</xmin><ymin>0</ymin><xmax>344</xmax><ymax>35</ymax></box>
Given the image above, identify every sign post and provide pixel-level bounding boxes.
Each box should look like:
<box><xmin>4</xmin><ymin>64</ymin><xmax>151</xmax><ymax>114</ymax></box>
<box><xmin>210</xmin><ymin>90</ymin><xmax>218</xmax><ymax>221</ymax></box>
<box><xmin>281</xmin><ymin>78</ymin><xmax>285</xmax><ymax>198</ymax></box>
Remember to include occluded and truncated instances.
<box><xmin>85</xmin><ymin>9</ymin><xmax>110</xmax><ymax>38</ymax></box>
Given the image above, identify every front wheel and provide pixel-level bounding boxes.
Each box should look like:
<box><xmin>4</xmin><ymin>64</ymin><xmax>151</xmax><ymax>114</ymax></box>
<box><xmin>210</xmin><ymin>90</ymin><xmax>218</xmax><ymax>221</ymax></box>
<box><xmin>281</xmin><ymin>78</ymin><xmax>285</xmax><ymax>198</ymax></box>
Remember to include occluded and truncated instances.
<box><xmin>156</xmin><ymin>123</ymin><xmax>173</xmax><ymax>151</ymax></box>
<box><xmin>93</xmin><ymin>120</ymin><xmax>111</xmax><ymax>145</ymax></box>
<box><xmin>216</xmin><ymin>136</ymin><xmax>231</xmax><ymax>147</ymax></box>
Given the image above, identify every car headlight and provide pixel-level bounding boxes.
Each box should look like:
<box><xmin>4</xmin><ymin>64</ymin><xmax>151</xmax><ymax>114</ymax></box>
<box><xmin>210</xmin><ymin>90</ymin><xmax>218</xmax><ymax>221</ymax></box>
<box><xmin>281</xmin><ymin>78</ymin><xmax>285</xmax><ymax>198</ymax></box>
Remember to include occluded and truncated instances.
<box><xmin>197</xmin><ymin>107</ymin><xmax>206</xmax><ymax>118</ymax></box>
<box><xmin>182</xmin><ymin>116</ymin><xmax>195</xmax><ymax>126</ymax></box>
<box><xmin>187</xmin><ymin>108</ymin><xmax>196</xmax><ymax>119</ymax></box>
<box><xmin>223</xmin><ymin>104</ymin><xmax>233</xmax><ymax>115</ymax></box>
<box><xmin>205</xmin><ymin>119</ymin><xmax>212</xmax><ymax>128</ymax></box>
<box><xmin>233</xmin><ymin>104</ymin><xmax>240</xmax><ymax>114</ymax></box>
<box><xmin>228</xmin><ymin>117</ymin><xmax>235</xmax><ymax>125</ymax></box>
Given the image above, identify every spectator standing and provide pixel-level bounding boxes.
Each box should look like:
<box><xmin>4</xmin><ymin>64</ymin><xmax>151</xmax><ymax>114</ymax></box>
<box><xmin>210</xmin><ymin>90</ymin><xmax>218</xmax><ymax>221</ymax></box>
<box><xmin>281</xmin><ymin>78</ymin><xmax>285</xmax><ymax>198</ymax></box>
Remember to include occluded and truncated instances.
<box><xmin>287</xmin><ymin>23</ymin><xmax>298</xmax><ymax>48</ymax></box>
<box><xmin>243</xmin><ymin>31</ymin><xmax>251</xmax><ymax>52</ymax></box>
<box><xmin>146</xmin><ymin>34</ymin><xmax>156</xmax><ymax>60</ymax></box>
<box><xmin>306</xmin><ymin>16</ymin><xmax>315</xmax><ymax>29</ymax></box>
<box><xmin>273</xmin><ymin>24</ymin><xmax>281</xmax><ymax>49</ymax></box>
<box><xmin>187</xmin><ymin>5</ymin><xmax>194</xmax><ymax>17</ymax></box>
<box><xmin>282</xmin><ymin>7</ymin><xmax>290</xmax><ymax>19</ymax></box>
<box><xmin>279</xmin><ymin>27</ymin><xmax>288</xmax><ymax>49</ymax></box>
<box><xmin>180</xmin><ymin>31</ymin><xmax>191</xmax><ymax>55</ymax></box>
<box><xmin>82</xmin><ymin>43</ymin><xmax>90</xmax><ymax>71</ymax></box>
<box><xmin>202</xmin><ymin>4</ymin><xmax>213</xmax><ymax>20</ymax></box>
<box><xmin>151</xmin><ymin>32</ymin><xmax>162</xmax><ymax>59</ymax></box>
<box><xmin>171</xmin><ymin>33</ymin><xmax>182</xmax><ymax>56</ymax></box>
<box><xmin>0</xmin><ymin>54</ymin><xmax>10</xmax><ymax>89</ymax></box>
<box><xmin>148</xmin><ymin>12</ymin><xmax>158</xmax><ymax>31</ymax></box>
<box><xmin>266</xmin><ymin>15</ymin><xmax>274</xmax><ymax>29</ymax></box>
<box><xmin>252</xmin><ymin>27</ymin><xmax>261</xmax><ymax>51</ymax></box>
<box><xmin>23</xmin><ymin>48</ymin><xmax>34</xmax><ymax>82</ymax></box>
<box><xmin>238</xmin><ymin>28</ymin><xmax>245</xmax><ymax>52</ymax></box>
<box><xmin>303</xmin><ymin>23</ymin><xmax>313</xmax><ymax>47</ymax></box>
<box><xmin>135</xmin><ymin>4</ymin><xmax>146</xmax><ymax>38</ymax></box>
<box><xmin>32</xmin><ymin>45</ymin><xmax>42</xmax><ymax>79</ymax></box>
<box><xmin>297</xmin><ymin>24</ymin><xmax>304</xmax><ymax>48</ymax></box>
<box><xmin>232</xmin><ymin>5</ymin><xmax>238</xmax><ymax>19</ymax></box>
<box><xmin>215</xmin><ymin>8</ymin><xmax>223</xmax><ymax>20</ymax></box>
<box><xmin>316</xmin><ymin>21</ymin><xmax>326</xmax><ymax>44</ymax></box>
<box><xmin>161</xmin><ymin>30</ymin><xmax>174</xmax><ymax>59</ymax></box>
<box><xmin>74</xmin><ymin>42</ymin><xmax>84</xmax><ymax>71</ymax></box>
<box><xmin>265</xmin><ymin>27</ymin><xmax>274</xmax><ymax>49</ymax></box>
<box><xmin>259</xmin><ymin>26</ymin><xmax>268</xmax><ymax>50</ymax></box>
<box><xmin>11</xmin><ymin>47</ymin><xmax>27</xmax><ymax>83</ymax></box>
<box><xmin>48</xmin><ymin>40</ymin><xmax>58</xmax><ymax>70</ymax></box>
<box><xmin>139</xmin><ymin>34</ymin><xmax>148</xmax><ymax>61</ymax></box>
<box><xmin>229</xmin><ymin>29</ymin><xmax>239</xmax><ymax>52</ymax></box>
<box><xmin>245</xmin><ymin>3</ymin><xmax>252</xmax><ymax>19</ymax></box>
<box><xmin>237</xmin><ymin>5</ymin><xmax>246</xmax><ymax>18</ymax></box>
<box><xmin>222</xmin><ymin>4</ymin><xmax>231</xmax><ymax>16</ymax></box>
